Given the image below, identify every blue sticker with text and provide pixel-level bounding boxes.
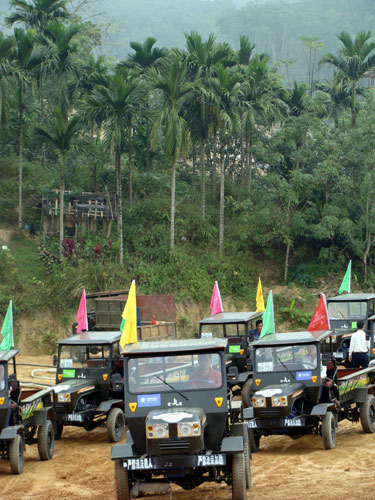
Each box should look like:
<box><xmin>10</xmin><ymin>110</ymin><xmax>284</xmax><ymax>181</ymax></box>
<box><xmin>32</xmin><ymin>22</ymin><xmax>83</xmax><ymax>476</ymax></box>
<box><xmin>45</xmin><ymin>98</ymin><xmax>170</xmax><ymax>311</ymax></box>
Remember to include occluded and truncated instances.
<box><xmin>137</xmin><ymin>394</ymin><xmax>161</xmax><ymax>407</ymax></box>
<box><xmin>296</xmin><ymin>371</ymin><xmax>312</xmax><ymax>381</ymax></box>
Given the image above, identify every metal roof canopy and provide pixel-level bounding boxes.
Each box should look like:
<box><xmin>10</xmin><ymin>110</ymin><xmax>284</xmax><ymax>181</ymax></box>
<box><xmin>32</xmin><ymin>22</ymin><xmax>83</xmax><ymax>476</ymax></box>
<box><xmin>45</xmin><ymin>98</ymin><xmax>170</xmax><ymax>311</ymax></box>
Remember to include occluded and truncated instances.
<box><xmin>253</xmin><ymin>330</ymin><xmax>332</xmax><ymax>346</ymax></box>
<box><xmin>57</xmin><ymin>331</ymin><xmax>121</xmax><ymax>345</ymax></box>
<box><xmin>328</xmin><ymin>293</ymin><xmax>375</xmax><ymax>301</ymax></box>
<box><xmin>199</xmin><ymin>312</ymin><xmax>262</xmax><ymax>325</ymax></box>
<box><xmin>0</xmin><ymin>349</ymin><xmax>19</xmax><ymax>362</ymax></box>
<box><xmin>122</xmin><ymin>338</ymin><xmax>228</xmax><ymax>356</ymax></box>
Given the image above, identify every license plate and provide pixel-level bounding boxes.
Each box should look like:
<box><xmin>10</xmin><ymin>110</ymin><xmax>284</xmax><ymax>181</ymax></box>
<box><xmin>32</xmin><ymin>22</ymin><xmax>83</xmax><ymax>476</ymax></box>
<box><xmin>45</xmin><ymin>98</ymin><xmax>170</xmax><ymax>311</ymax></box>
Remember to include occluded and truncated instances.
<box><xmin>284</xmin><ymin>418</ymin><xmax>303</xmax><ymax>427</ymax></box>
<box><xmin>65</xmin><ymin>414</ymin><xmax>83</xmax><ymax>422</ymax></box>
<box><xmin>124</xmin><ymin>458</ymin><xmax>153</xmax><ymax>470</ymax></box>
<box><xmin>247</xmin><ymin>420</ymin><xmax>257</xmax><ymax>428</ymax></box>
<box><xmin>197</xmin><ymin>454</ymin><xmax>225</xmax><ymax>466</ymax></box>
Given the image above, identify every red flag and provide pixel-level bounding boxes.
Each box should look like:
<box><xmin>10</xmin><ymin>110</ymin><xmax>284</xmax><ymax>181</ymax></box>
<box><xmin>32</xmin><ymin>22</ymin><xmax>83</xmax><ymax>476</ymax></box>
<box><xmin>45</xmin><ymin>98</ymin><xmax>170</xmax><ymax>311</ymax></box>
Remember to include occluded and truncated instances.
<box><xmin>308</xmin><ymin>294</ymin><xmax>331</xmax><ymax>331</ymax></box>
<box><xmin>76</xmin><ymin>290</ymin><xmax>88</xmax><ymax>333</ymax></box>
<box><xmin>210</xmin><ymin>281</ymin><xmax>223</xmax><ymax>316</ymax></box>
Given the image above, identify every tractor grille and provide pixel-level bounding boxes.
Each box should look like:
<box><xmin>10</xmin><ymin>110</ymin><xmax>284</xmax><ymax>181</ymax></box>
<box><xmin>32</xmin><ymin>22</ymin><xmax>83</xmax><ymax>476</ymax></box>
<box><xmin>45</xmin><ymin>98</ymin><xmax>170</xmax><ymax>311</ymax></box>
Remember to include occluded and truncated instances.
<box><xmin>54</xmin><ymin>403</ymin><xmax>66</xmax><ymax>412</ymax></box>
<box><xmin>159</xmin><ymin>440</ymin><xmax>190</xmax><ymax>451</ymax></box>
<box><xmin>257</xmin><ymin>409</ymin><xmax>280</xmax><ymax>418</ymax></box>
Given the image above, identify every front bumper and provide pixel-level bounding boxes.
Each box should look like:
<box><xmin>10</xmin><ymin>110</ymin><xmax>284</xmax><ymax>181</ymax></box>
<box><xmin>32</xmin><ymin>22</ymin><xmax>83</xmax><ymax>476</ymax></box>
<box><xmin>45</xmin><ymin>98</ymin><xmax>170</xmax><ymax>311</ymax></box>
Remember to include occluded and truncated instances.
<box><xmin>247</xmin><ymin>417</ymin><xmax>306</xmax><ymax>429</ymax></box>
<box><xmin>120</xmin><ymin>453</ymin><xmax>226</xmax><ymax>471</ymax></box>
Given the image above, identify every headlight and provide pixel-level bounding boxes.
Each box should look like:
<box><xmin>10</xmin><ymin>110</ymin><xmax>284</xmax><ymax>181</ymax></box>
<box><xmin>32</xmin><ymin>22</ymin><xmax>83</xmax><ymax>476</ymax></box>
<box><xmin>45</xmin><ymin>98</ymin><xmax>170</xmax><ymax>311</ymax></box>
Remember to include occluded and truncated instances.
<box><xmin>177</xmin><ymin>421</ymin><xmax>201</xmax><ymax>437</ymax></box>
<box><xmin>252</xmin><ymin>397</ymin><xmax>266</xmax><ymax>407</ymax></box>
<box><xmin>271</xmin><ymin>396</ymin><xmax>288</xmax><ymax>407</ymax></box>
<box><xmin>146</xmin><ymin>423</ymin><xmax>169</xmax><ymax>439</ymax></box>
<box><xmin>57</xmin><ymin>393</ymin><xmax>71</xmax><ymax>403</ymax></box>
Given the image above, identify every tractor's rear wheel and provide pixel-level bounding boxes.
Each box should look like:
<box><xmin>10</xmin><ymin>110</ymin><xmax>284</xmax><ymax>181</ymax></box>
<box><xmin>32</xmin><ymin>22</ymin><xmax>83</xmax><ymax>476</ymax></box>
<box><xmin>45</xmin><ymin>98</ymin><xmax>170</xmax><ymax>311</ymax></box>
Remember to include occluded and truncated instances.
<box><xmin>241</xmin><ymin>378</ymin><xmax>252</xmax><ymax>408</ymax></box>
<box><xmin>322</xmin><ymin>411</ymin><xmax>336</xmax><ymax>450</ymax></box>
<box><xmin>248</xmin><ymin>429</ymin><xmax>260</xmax><ymax>452</ymax></box>
<box><xmin>38</xmin><ymin>419</ymin><xmax>55</xmax><ymax>460</ymax></box>
<box><xmin>243</xmin><ymin>432</ymin><xmax>251</xmax><ymax>489</ymax></box>
<box><xmin>107</xmin><ymin>407</ymin><xmax>125</xmax><ymax>443</ymax></box>
<box><xmin>232</xmin><ymin>452</ymin><xmax>246</xmax><ymax>500</ymax></box>
<box><xmin>360</xmin><ymin>394</ymin><xmax>375</xmax><ymax>433</ymax></box>
<box><xmin>114</xmin><ymin>460</ymin><xmax>130</xmax><ymax>500</ymax></box>
<box><xmin>9</xmin><ymin>434</ymin><xmax>24</xmax><ymax>474</ymax></box>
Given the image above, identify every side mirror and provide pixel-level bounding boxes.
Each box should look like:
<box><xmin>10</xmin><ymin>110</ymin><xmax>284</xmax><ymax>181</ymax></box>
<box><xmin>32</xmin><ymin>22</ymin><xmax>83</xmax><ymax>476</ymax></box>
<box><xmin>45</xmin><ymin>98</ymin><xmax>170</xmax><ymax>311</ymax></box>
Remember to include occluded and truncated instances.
<box><xmin>52</xmin><ymin>354</ymin><xmax>58</xmax><ymax>367</ymax></box>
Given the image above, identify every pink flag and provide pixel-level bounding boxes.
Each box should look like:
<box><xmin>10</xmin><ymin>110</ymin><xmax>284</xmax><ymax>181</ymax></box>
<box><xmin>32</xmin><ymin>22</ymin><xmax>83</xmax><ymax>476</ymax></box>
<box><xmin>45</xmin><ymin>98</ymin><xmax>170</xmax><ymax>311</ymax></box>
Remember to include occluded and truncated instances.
<box><xmin>210</xmin><ymin>281</ymin><xmax>223</xmax><ymax>316</ymax></box>
<box><xmin>76</xmin><ymin>290</ymin><xmax>88</xmax><ymax>333</ymax></box>
<box><xmin>308</xmin><ymin>294</ymin><xmax>331</xmax><ymax>331</ymax></box>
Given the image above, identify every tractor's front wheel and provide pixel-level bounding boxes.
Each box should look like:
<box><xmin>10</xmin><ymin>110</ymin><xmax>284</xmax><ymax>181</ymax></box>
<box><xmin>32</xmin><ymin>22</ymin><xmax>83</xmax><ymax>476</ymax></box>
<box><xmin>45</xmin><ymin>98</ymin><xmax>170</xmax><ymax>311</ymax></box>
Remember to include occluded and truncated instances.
<box><xmin>232</xmin><ymin>452</ymin><xmax>246</xmax><ymax>500</ymax></box>
<box><xmin>38</xmin><ymin>419</ymin><xmax>55</xmax><ymax>460</ymax></box>
<box><xmin>322</xmin><ymin>411</ymin><xmax>336</xmax><ymax>450</ymax></box>
<box><xmin>107</xmin><ymin>408</ymin><xmax>125</xmax><ymax>443</ymax></box>
<box><xmin>9</xmin><ymin>434</ymin><xmax>24</xmax><ymax>474</ymax></box>
<box><xmin>114</xmin><ymin>460</ymin><xmax>131</xmax><ymax>500</ymax></box>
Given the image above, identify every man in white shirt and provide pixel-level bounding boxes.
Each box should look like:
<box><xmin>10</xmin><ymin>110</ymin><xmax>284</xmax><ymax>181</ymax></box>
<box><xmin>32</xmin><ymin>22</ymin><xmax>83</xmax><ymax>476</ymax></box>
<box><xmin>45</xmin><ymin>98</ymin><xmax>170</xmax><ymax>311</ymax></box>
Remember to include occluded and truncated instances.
<box><xmin>349</xmin><ymin>320</ymin><xmax>369</xmax><ymax>368</ymax></box>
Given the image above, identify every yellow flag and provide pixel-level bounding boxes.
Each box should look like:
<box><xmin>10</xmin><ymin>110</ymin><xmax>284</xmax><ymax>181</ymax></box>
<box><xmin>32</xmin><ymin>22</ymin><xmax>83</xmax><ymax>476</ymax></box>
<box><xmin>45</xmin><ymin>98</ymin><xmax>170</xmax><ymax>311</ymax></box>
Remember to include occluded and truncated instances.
<box><xmin>120</xmin><ymin>280</ymin><xmax>138</xmax><ymax>349</ymax></box>
<box><xmin>256</xmin><ymin>277</ymin><xmax>265</xmax><ymax>312</ymax></box>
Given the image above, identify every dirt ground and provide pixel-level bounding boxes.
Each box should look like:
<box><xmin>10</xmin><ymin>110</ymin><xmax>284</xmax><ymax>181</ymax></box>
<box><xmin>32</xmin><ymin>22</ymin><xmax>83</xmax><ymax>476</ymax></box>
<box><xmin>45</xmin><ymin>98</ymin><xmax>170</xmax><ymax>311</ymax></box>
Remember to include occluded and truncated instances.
<box><xmin>2</xmin><ymin>355</ymin><xmax>375</xmax><ymax>500</ymax></box>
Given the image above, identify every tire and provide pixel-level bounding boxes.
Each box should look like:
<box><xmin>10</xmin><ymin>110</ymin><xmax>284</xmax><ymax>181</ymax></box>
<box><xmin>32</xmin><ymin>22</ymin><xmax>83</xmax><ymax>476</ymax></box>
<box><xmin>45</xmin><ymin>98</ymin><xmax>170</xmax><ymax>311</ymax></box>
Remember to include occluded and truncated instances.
<box><xmin>241</xmin><ymin>378</ymin><xmax>252</xmax><ymax>408</ymax></box>
<box><xmin>107</xmin><ymin>408</ymin><xmax>125</xmax><ymax>443</ymax></box>
<box><xmin>55</xmin><ymin>422</ymin><xmax>64</xmax><ymax>440</ymax></box>
<box><xmin>243</xmin><ymin>433</ymin><xmax>251</xmax><ymax>490</ymax></box>
<box><xmin>248</xmin><ymin>429</ymin><xmax>260</xmax><ymax>453</ymax></box>
<box><xmin>322</xmin><ymin>411</ymin><xmax>336</xmax><ymax>450</ymax></box>
<box><xmin>9</xmin><ymin>434</ymin><xmax>24</xmax><ymax>474</ymax></box>
<box><xmin>38</xmin><ymin>420</ymin><xmax>55</xmax><ymax>460</ymax></box>
<box><xmin>360</xmin><ymin>394</ymin><xmax>375</xmax><ymax>433</ymax></box>
<box><xmin>114</xmin><ymin>460</ymin><xmax>131</xmax><ymax>500</ymax></box>
<box><xmin>232</xmin><ymin>452</ymin><xmax>246</xmax><ymax>500</ymax></box>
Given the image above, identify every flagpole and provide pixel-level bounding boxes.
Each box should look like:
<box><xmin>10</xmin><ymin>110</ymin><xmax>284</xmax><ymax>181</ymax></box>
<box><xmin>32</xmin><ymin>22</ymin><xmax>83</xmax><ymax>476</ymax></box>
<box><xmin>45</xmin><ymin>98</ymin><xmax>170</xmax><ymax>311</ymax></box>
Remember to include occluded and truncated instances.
<box><xmin>349</xmin><ymin>260</ymin><xmax>351</xmax><ymax>293</ymax></box>
<box><xmin>10</xmin><ymin>300</ymin><xmax>14</xmax><ymax>348</ymax></box>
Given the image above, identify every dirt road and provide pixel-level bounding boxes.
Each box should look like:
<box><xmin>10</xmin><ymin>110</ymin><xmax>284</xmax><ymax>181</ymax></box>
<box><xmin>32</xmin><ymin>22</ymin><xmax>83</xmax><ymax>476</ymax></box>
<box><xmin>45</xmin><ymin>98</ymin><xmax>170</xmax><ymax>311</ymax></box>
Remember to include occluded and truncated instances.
<box><xmin>2</xmin><ymin>356</ymin><xmax>375</xmax><ymax>500</ymax></box>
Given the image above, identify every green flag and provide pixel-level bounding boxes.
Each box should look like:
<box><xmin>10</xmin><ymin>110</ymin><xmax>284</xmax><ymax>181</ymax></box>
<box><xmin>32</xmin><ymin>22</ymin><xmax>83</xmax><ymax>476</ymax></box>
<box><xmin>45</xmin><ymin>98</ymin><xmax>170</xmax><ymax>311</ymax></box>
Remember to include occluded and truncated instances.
<box><xmin>0</xmin><ymin>301</ymin><xmax>13</xmax><ymax>350</ymax></box>
<box><xmin>259</xmin><ymin>291</ymin><xmax>275</xmax><ymax>339</ymax></box>
<box><xmin>339</xmin><ymin>261</ymin><xmax>351</xmax><ymax>294</ymax></box>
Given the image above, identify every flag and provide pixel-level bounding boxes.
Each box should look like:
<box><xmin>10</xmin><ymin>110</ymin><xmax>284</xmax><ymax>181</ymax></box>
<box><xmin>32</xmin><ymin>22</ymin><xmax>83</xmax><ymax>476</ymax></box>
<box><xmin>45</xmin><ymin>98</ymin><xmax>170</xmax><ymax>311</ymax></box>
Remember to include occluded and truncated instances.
<box><xmin>259</xmin><ymin>291</ymin><xmax>275</xmax><ymax>339</ymax></box>
<box><xmin>339</xmin><ymin>260</ymin><xmax>351</xmax><ymax>294</ymax></box>
<box><xmin>256</xmin><ymin>277</ymin><xmax>265</xmax><ymax>312</ymax></box>
<box><xmin>210</xmin><ymin>281</ymin><xmax>223</xmax><ymax>316</ymax></box>
<box><xmin>120</xmin><ymin>280</ymin><xmax>137</xmax><ymax>349</ymax></box>
<box><xmin>308</xmin><ymin>294</ymin><xmax>331</xmax><ymax>331</ymax></box>
<box><xmin>0</xmin><ymin>301</ymin><xmax>14</xmax><ymax>350</ymax></box>
<box><xmin>76</xmin><ymin>290</ymin><xmax>88</xmax><ymax>333</ymax></box>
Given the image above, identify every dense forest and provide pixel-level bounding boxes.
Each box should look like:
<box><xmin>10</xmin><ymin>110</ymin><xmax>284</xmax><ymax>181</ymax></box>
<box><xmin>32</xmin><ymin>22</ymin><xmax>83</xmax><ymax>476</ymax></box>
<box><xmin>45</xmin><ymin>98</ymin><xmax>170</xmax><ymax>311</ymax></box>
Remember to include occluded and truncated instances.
<box><xmin>1</xmin><ymin>0</ymin><xmax>375</xmax><ymax>323</ymax></box>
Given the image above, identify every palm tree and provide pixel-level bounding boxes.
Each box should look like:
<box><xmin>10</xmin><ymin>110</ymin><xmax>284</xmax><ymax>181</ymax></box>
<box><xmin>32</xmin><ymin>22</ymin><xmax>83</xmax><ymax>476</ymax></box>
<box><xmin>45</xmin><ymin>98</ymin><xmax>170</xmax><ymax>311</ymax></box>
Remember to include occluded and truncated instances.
<box><xmin>11</xmin><ymin>27</ymin><xmax>38</xmax><ymax>230</ymax></box>
<box><xmin>35</xmin><ymin>106</ymin><xmax>81</xmax><ymax>257</ymax></box>
<box><xmin>0</xmin><ymin>34</ymin><xmax>16</xmax><ymax>128</ymax></box>
<box><xmin>84</xmin><ymin>68</ymin><xmax>139</xmax><ymax>264</ymax></box>
<box><xmin>148</xmin><ymin>56</ymin><xmax>192</xmax><ymax>248</ymax></box>
<box><xmin>320</xmin><ymin>31</ymin><xmax>375</xmax><ymax>126</ymax></box>
<box><xmin>6</xmin><ymin>0</ymin><xmax>68</xmax><ymax>31</ymax></box>
<box><xmin>208</xmin><ymin>64</ymin><xmax>244</xmax><ymax>255</ymax></box>
<box><xmin>119</xmin><ymin>37</ymin><xmax>166</xmax><ymax>186</ymax></box>
<box><xmin>316</xmin><ymin>72</ymin><xmax>352</xmax><ymax>128</ymax></box>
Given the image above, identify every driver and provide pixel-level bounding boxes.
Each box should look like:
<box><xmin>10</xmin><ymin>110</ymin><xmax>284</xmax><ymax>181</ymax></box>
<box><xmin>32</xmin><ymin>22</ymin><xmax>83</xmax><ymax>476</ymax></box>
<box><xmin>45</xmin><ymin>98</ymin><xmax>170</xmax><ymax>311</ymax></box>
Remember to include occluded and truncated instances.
<box><xmin>189</xmin><ymin>354</ymin><xmax>222</xmax><ymax>388</ymax></box>
<box><xmin>302</xmin><ymin>345</ymin><xmax>317</xmax><ymax>369</ymax></box>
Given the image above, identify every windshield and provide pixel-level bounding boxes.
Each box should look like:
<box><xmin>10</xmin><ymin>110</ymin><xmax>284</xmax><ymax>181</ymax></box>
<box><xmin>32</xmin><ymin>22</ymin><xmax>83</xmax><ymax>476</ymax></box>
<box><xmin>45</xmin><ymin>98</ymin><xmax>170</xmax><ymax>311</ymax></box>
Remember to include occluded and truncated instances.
<box><xmin>58</xmin><ymin>344</ymin><xmax>112</xmax><ymax>369</ymax></box>
<box><xmin>200</xmin><ymin>323</ymin><xmax>246</xmax><ymax>338</ymax></box>
<box><xmin>127</xmin><ymin>352</ymin><xmax>223</xmax><ymax>393</ymax></box>
<box><xmin>328</xmin><ymin>301</ymin><xmax>368</xmax><ymax>320</ymax></box>
<box><xmin>0</xmin><ymin>363</ymin><xmax>5</xmax><ymax>391</ymax></box>
<box><xmin>255</xmin><ymin>344</ymin><xmax>318</xmax><ymax>373</ymax></box>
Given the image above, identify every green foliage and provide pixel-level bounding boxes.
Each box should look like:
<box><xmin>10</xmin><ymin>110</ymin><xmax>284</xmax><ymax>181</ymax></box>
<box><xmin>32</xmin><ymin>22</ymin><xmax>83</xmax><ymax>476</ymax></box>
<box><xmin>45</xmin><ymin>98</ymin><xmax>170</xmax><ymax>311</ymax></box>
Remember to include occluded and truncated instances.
<box><xmin>279</xmin><ymin>298</ymin><xmax>313</xmax><ymax>326</ymax></box>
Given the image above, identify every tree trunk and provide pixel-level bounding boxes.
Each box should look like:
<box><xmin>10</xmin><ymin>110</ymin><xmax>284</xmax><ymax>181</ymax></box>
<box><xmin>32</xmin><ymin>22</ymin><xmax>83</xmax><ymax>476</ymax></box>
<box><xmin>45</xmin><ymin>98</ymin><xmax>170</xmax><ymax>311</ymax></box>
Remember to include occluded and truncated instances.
<box><xmin>212</xmin><ymin>130</ymin><xmax>217</xmax><ymax>202</ymax></box>
<box><xmin>58</xmin><ymin>154</ymin><xmax>65</xmax><ymax>259</ymax></box>
<box><xmin>200</xmin><ymin>138</ymin><xmax>206</xmax><ymax>218</ymax></box>
<box><xmin>146</xmin><ymin>117</ymin><xmax>150</xmax><ymax>189</ymax></box>
<box><xmin>18</xmin><ymin>85</ymin><xmax>23</xmax><ymax>230</ymax></box>
<box><xmin>351</xmin><ymin>83</ymin><xmax>356</xmax><ymax>127</ymax></box>
<box><xmin>116</xmin><ymin>149</ymin><xmax>124</xmax><ymax>265</ymax></box>
<box><xmin>170</xmin><ymin>157</ymin><xmax>176</xmax><ymax>249</ymax></box>
<box><xmin>219</xmin><ymin>139</ymin><xmax>225</xmax><ymax>256</ymax></box>
<box><xmin>129</xmin><ymin>126</ymin><xmax>133</xmax><ymax>203</ymax></box>
<box><xmin>283</xmin><ymin>201</ymin><xmax>291</xmax><ymax>282</ymax></box>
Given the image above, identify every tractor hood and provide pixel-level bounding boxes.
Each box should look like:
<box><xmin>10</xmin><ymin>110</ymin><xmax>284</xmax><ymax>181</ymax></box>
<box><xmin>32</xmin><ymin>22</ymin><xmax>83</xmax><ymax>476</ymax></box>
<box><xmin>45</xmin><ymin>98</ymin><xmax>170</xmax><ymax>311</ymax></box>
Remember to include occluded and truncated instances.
<box><xmin>253</xmin><ymin>382</ymin><xmax>304</xmax><ymax>399</ymax></box>
<box><xmin>54</xmin><ymin>378</ymin><xmax>97</xmax><ymax>395</ymax></box>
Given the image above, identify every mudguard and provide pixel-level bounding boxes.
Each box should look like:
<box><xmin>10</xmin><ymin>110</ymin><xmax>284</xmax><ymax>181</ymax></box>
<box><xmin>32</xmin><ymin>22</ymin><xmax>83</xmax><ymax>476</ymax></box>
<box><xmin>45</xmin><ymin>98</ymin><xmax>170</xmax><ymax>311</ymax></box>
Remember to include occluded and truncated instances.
<box><xmin>239</xmin><ymin>372</ymin><xmax>251</xmax><ymax>384</ymax></box>
<box><xmin>96</xmin><ymin>399</ymin><xmax>123</xmax><ymax>413</ymax></box>
<box><xmin>111</xmin><ymin>443</ymin><xmax>134</xmax><ymax>460</ymax></box>
<box><xmin>310</xmin><ymin>403</ymin><xmax>333</xmax><ymax>416</ymax></box>
<box><xmin>353</xmin><ymin>387</ymin><xmax>371</xmax><ymax>403</ymax></box>
<box><xmin>220</xmin><ymin>436</ymin><xmax>243</xmax><ymax>453</ymax></box>
<box><xmin>243</xmin><ymin>407</ymin><xmax>254</xmax><ymax>419</ymax></box>
<box><xmin>30</xmin><ymin>408</ymin><xmax>50</xmax><ymax>426</ymax></box>
<box><xmin>0</xmin><ymin>425</ymin><xmax>23</xmax><ymax>440</ymax></box>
